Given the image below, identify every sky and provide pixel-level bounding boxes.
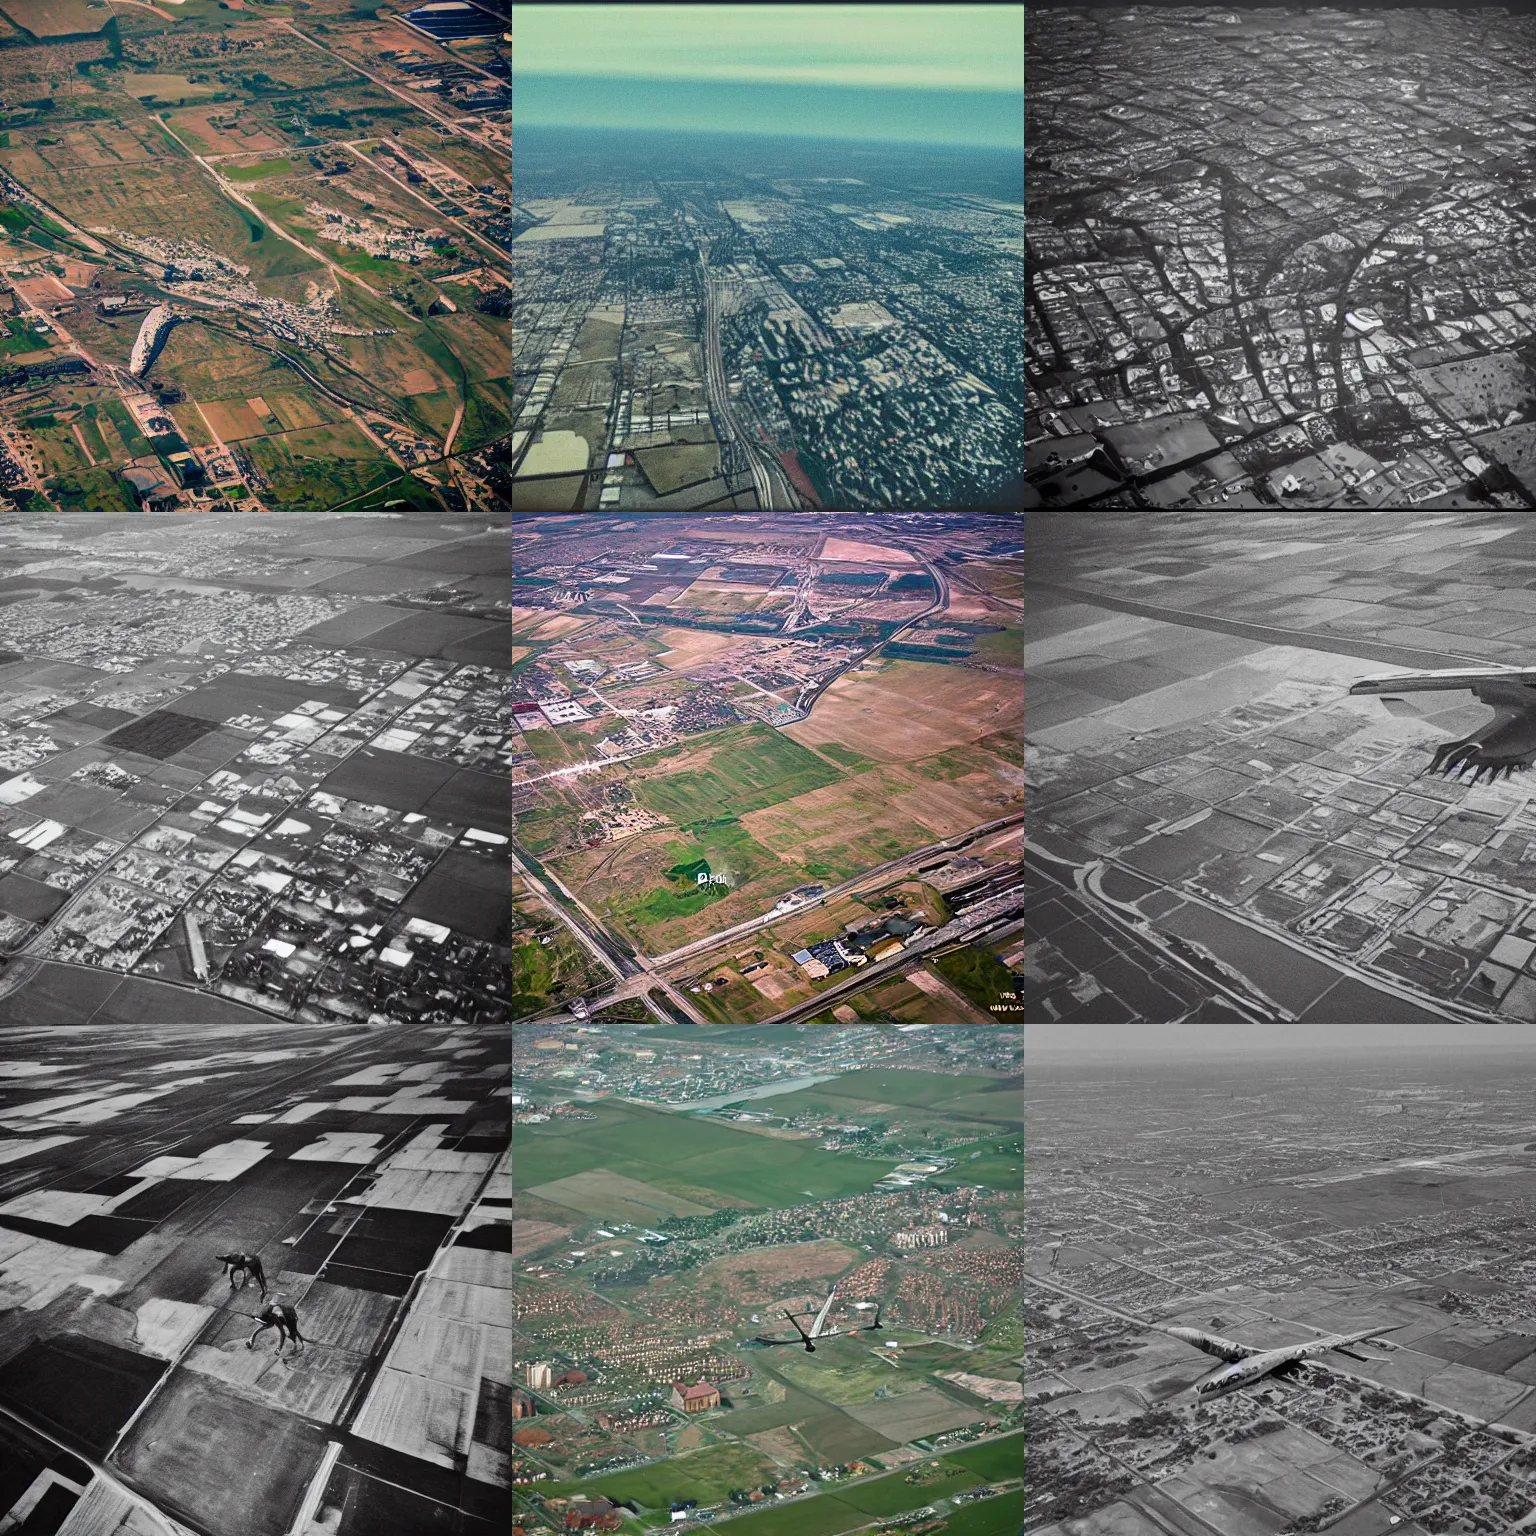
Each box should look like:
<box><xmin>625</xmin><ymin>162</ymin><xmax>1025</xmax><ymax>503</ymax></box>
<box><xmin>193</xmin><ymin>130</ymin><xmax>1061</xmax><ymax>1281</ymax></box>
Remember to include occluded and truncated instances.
<box><xmin>511</xmin><ymin>3</ymin><xmax>1024</xmax><ymax>149</ymax></box>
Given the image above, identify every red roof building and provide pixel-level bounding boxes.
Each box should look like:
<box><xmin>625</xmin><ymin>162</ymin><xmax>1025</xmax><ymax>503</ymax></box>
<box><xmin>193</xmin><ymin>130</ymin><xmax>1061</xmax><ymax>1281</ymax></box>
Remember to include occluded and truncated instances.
<box><xmin>669</xmin><ymin>1379</ymin><xmax>720</xmax><ymax>1413</ymax></box>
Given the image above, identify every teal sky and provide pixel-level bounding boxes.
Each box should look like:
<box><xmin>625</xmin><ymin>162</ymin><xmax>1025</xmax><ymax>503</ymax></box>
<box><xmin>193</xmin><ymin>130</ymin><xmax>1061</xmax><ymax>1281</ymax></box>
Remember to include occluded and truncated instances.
<box><xmin>511</xmin><ymin>3</ymin><xmax>1024</xmax><ymax>149</ymax></box>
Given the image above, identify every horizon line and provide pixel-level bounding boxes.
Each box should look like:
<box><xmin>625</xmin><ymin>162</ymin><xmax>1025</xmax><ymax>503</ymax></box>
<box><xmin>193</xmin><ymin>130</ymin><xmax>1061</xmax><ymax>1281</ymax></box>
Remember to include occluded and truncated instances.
<box><xmin>512</xmin><ymin>67</ymin><xmax>1025</xmax><ymax>97</ymax></box>
<box><xmin>512</xmin><ymin>120</ymin><xmax>1026</xmax><ymax>154</ymax></box>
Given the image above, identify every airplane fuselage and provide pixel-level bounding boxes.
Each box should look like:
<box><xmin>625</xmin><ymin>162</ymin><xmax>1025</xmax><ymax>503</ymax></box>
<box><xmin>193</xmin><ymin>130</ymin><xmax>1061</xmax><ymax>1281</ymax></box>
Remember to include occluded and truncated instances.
<box><xmin>1189</xmin><ymin>1327</ymin><xmax>1393</xmax><ymax>1400</ymax></box>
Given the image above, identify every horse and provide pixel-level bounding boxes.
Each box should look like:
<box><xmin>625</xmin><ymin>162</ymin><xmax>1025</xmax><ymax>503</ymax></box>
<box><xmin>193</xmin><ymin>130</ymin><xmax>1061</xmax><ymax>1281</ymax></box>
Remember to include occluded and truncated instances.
<box><xmin>248</xmin><ymin>1300</ymin><xmax>304</xmax><ymax>1354</ymax></box>
<box><xmin>216</xmin><ymin>1251</ymin><xmax>267</xmax><ymax>1298</ymax></box>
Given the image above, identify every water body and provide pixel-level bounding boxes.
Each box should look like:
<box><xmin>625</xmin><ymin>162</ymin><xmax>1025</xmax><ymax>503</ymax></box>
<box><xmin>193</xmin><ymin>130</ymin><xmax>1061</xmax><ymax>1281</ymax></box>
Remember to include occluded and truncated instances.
<box><xmin>665</xmin><ymin>1073</ymin><xmax>843</xmax><ymax>1111</ymax></box>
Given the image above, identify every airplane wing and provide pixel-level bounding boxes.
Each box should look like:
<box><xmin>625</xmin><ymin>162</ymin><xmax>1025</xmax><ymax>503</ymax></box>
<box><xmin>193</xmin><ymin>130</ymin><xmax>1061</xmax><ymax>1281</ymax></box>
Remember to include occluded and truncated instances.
<box><xmin>1350</xmin><ymin>668</ymin><xmax>1536</xmax><ymax>696</ymax></box>
<box><xmin>810</xmin><ymin>1287</ymin><xmax>838</xmax><ymax>1339</ymax></box>
<box><xmin>1351</xmin><ymin>675</ymin><xmax>1536</xmax><ymax>781</ymax></box>
<box><xmin>1161</xmin><ymin>1325</ymin><xmax>1265</xmax><ymax>1362</ymax></box>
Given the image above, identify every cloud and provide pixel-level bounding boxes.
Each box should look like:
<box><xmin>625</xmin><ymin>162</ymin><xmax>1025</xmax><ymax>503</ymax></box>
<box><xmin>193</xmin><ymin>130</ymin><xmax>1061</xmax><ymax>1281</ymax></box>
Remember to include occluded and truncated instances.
<box><xmin>510</xmin><ymin>3</ymin><xmax>1024</xmax><ymax>93</ymax></box>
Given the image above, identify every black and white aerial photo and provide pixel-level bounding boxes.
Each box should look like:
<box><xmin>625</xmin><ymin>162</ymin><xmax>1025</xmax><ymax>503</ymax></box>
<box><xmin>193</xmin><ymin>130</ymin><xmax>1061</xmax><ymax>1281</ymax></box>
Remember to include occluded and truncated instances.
<box><xmin>1025</xmin><ymin>3</ymin><xmax>1536</xmax><ymax>509</ymax></box>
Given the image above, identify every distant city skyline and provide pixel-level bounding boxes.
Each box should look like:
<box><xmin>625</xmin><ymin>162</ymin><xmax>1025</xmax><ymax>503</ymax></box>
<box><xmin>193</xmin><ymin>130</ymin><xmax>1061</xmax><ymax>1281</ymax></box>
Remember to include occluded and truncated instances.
<box><xmin>511</xmin><ymin>3</ymin><xmax>1024</xmax><ymax>148</ymax></box>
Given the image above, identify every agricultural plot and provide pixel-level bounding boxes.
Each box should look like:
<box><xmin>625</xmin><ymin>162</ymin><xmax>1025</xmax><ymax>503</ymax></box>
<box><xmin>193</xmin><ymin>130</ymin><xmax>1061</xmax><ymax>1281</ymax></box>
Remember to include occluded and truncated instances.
<box><xmin>562</xmin><ymin>1443</ymin><xmax>779</xmax><ymax>1509</ymax></box>
<box><xmin>698</xmin><ymin>1240</ymin><xmax>861</xmax><ymax>1302</ymax></box>
<box><xmin>835</xmin><ymin>1463</ymin><xmax>983</xmax><ymax>1515</ymax></box>
<box><xmin>772</xmin><ymin>1343</ymin><xmax>932</xmax><ymax>1407</ymax></box>
<box><xmin>245</xmin><ymin>424</ymin><xmax>396</xmax><ymax>511</ymax></box>
<box><xmin>552</xmin><ymin>821</ymin><xmax>805</xmax><ymax>955</ymax></box>
<box><xmin>784</xmin><ymin>660</ymin><xmax>1023</xmax><ymax>763</ymax></box>
<box><xmin>510</xmin><ymin>1102</ymin><xmax>899</xmax><ymax>1208</ymax></box>
<box><xmin>930</xmin><ymin>945</ymin><xmax>1020</xmax><ymax>1016</ymax></box>
<box><xmin>635</xmin><ymin>440</ymin><xmax>722</xmax><ymax>497</ymax></box>
<box><xmin>844</xmin><ymin>1387</ymin><xmax>988</xmax><ymax>1440</ymax></box>
<box><xmin>811</xmin><ymin>1069</ymin><xmax>1004</xmax><ymax>1108</ymax></box>
<box><xmin>632</xmin><ymin>725</ymin><xmax>846</xmax><ymax>825</ymax></box>
<box><xmin>525</xmin><ymin>1170</ymin><xmax>713</xmax><ymax>1223</ymax></box>
<box><xmin>708</xmin><ymin>1495</ymin><xmax>867</xmax><ymax>1536</ymax></box>
<box><xmin>804</xmin><ymin>973</ymin><xmax>963</xmax><ymax>1025</ymax></box>
<box><xmin>931</xmin><ymin>1490</ymin><xmax>1024</xmax><ymax>1536</ymax></box>
<box><xmin>940</xmin><ymin>1431</ymin><xmax>1023</xmax><ymax>1482</ymax></box>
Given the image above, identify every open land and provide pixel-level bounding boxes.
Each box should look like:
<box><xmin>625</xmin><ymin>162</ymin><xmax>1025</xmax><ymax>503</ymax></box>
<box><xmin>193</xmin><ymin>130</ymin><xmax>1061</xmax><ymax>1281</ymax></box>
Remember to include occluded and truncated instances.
<box><xmin>512</xmin><ymin>1037</ymin><xmax>1023</xmax><ymax>1534</ymax></box>
<box><xmin>509</xmin><ymin>514</ymin><xmax>1023</xmax><ymax>1027</ymax></box>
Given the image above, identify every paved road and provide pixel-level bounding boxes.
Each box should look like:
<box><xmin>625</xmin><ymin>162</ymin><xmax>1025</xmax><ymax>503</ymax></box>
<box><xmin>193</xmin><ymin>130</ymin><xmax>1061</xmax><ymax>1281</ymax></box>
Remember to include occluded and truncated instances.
<box><xmin>649</xmin><ymin>812</ymin><xmax>1025</xmax><ymax>970</ymax></box>
<box><xmin>278</xmin><ymin>22</ymin><xmax>503</xmax><ymax>156</ymax></box>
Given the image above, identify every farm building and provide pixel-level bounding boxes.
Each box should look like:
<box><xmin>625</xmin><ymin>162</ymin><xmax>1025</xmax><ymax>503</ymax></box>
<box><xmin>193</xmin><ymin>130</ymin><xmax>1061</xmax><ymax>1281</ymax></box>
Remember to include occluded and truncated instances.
<box><xmin>669</xmin><ymin>1379</ymin><xmax>720</xmax><ymax>1413</ymax></box>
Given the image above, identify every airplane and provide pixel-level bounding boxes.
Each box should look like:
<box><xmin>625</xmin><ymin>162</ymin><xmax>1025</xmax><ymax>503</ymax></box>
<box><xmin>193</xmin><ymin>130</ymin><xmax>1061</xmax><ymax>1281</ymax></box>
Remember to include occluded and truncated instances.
<box><xmin>748</xmin><ymin>1286</ymin><xmax>883</xmax><ymax>1352</ymax></box>
<box><xmin>1163</xmin><ymin>1320</ymin><xmax>1404</xmax><ymax>1402</ymax></box>
<box><xmin>1349</xmin><ymin>667</ymin><xmax>1536</xmax><ymax>782</ymax></box>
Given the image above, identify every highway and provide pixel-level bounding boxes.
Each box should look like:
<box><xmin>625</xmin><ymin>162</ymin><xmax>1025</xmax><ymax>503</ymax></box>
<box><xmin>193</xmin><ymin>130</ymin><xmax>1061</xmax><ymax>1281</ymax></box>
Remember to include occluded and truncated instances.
<box><xmin>699</xmin><ymin>253</ymin><xmax>798</xmax><ymax>510</ymax></box>
<box><xmin>647</xmin><ymin>811</ymin><xmax>1025</xmax><ymax>969</ymax></box>
<box><xmin>738</xmin><ymin>878</ymin><xmax>1025</xmax><ymax>1028</ymax></box>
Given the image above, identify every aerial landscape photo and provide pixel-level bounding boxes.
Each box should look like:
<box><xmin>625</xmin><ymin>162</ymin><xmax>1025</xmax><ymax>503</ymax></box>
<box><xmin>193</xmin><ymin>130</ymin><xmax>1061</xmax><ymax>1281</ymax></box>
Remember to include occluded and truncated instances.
<box><xmin>1026</xmin><ymin>1025</ymin><xmax>1536</xmax><ymax>1536</ymax></box>
<box><xmin>0</xmin><ymin>0</ymin><xmax>516</xmax><ymax>1532</ymax></box>
<box><xmin>1024</xmin><ymin>507</ymin><xmax>1536</xmax><ymax>1024</ymax></box>
<box><xmin>510</xmin><ymin>3</ymin><xmax>1026</xmax><ymax>511</ymax></box>
<box><xmin>511</xmin><ymin>513</ymin><xmax>1026</xmax><ymax>1028</ymax></box>
<box><xmin>510</xmin><ymin>1022</ymin><xmax>1023</xmax><ymax>1536</ymax></box>
<box><xmin>1026</xmin><ymin>3</ymin><xmax>1536</xmax><ymax>509</ymax></box>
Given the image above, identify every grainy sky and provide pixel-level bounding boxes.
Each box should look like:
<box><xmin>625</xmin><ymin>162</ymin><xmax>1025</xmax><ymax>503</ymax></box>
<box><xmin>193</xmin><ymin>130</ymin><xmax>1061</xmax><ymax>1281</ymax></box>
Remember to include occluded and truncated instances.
<box><xmin>512</xmin><ymin>3</ymin><xmax>1025</xmax><ymax>148</ymax></box>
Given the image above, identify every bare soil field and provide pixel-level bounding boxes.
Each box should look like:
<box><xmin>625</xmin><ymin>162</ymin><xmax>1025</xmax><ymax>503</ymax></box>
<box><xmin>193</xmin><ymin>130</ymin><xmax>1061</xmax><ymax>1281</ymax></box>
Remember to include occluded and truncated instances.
<box><xmin>699</xmin><ymin>1240</ymin><xmax>863</xmax><ymax>1303</ymax></box>
<box><xmin>511</xmin><ymin>612</ymin><xmax>592</xmax><ymax>641</ymax></box>
<box><xmin>820</xmin><ymin>537</ymin><xmax>917</xmax><ymax>563</ymax></box>
<box><xmin>784</xmin><ymin>661</ymin><xmax>1022</xmax><ymax>762</ymax></box>
<box><xmin>741</xmin><ymin>757</ymin><xmax>1020</xmax><ymax>870</ymax></box>
<box><xmin>202</xmin><ymin>400</ymin><xmax>268</xmax><ymax>442</ymax></box>
<box><xmin>399</xmin><ymin>368</ymin><xmax>442</xmax><ymax>396</ymax></box>
<box><xmin>654</xmin><ymin>629</ymin><xmax>749</xmax><ymax>669</ymax></box>
<box><xmin>511</xmin><ymin>1218</ymin><xmax>570</xmax><ymax>1258</ymax></box>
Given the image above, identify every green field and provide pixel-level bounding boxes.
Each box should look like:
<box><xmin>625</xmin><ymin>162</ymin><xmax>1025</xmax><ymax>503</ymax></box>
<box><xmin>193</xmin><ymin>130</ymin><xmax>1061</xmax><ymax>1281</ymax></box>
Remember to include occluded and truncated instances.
<box><xmin>245</xmin><ymin>424</ymin><xmax>396</xmax><ymax>511</ymax></box>
<box><xmin>571</xmin><ymin>1443</ymin><xmax>777</xmax><ymax>1508</ymax></box>
<box><xmin>43</xmin><ymin>464</ymin><xmax>138</xmax><ymax>516</ymax></box>
<box><xmin>226</xmin><ymin>159</ymin><xmax>293</xmax><ymax>183</ymax></box>
<box><xmin>970</xmin><ymin>626</ymin><xmax>1024</xmax><ymax>669</ymax></box>
<box><xmin>713</xmin><ymin>1494</ymin><xmax>866</xmax><ymax>1536</ymax></box>
<box><xmin>835</xmin><ymin>1463</ymin><xmax>981</xmax><ymax>1516</ymax></box>
<box><xmin>99</xmin><ymin>398</ymin><xmax>152</xmax><ymax>458</ymax></box>
<box><xmin>941</xmin><ymin>1432</ymin><xmax>1023</xmax><ymax>1483</ymax></box>
<box><xmin>931</xmin><ymin>1489</ymin><xmax>1024</xmax><ymax>1536</ymax></box>
<box><xmin>930</xmin><ymin>947</ymin><xmax>1018</xmax><ymax>1015</ymax></box>
<box><xmin>634</xmin><ymin>725</ymin><xmax>845</xmax><ymax>824</ymax></box>
<box><xmin>806</xmin><ymin>1070</ymin><xmax>1003</xmax><ymax>1108</ymax></box>
<box><xmin>714</xmin><ymin>1386</ymin><xmax>827</xmax><ymax>1435</ymax></box>
<box><xmin>773</xmin><ymin>1340</ymin><xmax>932</xmax><ymax>1407</ymax></box>
<box><xmin>941</xmin><ymin>1134</ymin><xmax>1022</xmax><ymax>1192</ymax></box>
<box><xmin>510</xmin><ymin>927</ymin><xmax>597</xmax><ymax>1019</ymax></box>
<box><xmin>792</xmin><ymin>1411</ymin><xmax>897</xmax><ymax>1463</ymax></box>
<box><xmin>815</xmin><ymin>742</ymin><xmax>879</xmax><ymax>770</ymax></box>
<box><xmin>711</xmin><ymin>1477</ymin><xmax>1019</xmax><ymax>1535</ymax></box>
<box><xmin>511</xmin><ymin>1101</ymin><xmax>899</xmax><ymax>1207</ymax></box>
<box><xmin>623</xmin><ymin>819</ymin><xmax>788</xmax><ymax>930</ymax></box>
<box><xmin>123</xmin><ymin>75</ymin><xmax>218</xmax><ymax>104</ymax></box>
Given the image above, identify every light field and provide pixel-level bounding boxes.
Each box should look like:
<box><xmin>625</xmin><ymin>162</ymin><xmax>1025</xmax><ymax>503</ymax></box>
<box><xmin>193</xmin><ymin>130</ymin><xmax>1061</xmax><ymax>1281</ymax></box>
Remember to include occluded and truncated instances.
<box><xmin>525</xmin><ymin>1169</ymin><xmax>713</xmax><ymax>1222</ymax></box>
<box><xmin>784</xmin><ymin>660</ymin><xmax>1024</xmax><ymax>763</ymax></box>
